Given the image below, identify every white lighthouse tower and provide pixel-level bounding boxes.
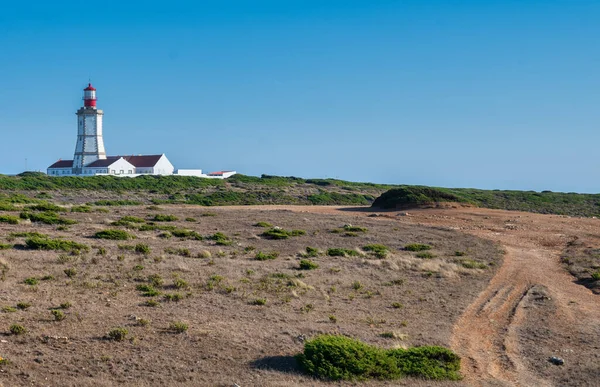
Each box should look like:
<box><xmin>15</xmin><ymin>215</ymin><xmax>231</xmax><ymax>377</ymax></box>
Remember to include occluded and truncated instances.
<box><xmin>72</xmin><ymin>83</ymin><xmax>106</xmax><ymax>174</ymax></box>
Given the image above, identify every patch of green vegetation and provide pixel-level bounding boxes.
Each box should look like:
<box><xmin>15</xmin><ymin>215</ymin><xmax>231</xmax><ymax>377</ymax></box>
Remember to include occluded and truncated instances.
<box><xmin>343</xmin><ymin>224</ymin><xmax>368</xmax><ymax>232</ymax></box>
<box><xmin>171</xmin><ymin>229</ymin><xmax>203</xmax><ymax>240</ymax></box>
<box><xmin>0</xmin><ymin>243</ymin><xmax>12</xmax><ymax>250</ymax></box>
<box><xmin>208</xmin><ymin>232</ymin><xmax>232</xmax><ymax>245</ymax></box>
<box><xmin>120</xmin><ymin>216</ymin><xmax>145</xmax><ymax>223</ymax></box>
<box><xmin>20</xmin><ymin>211</ymin><xmax>77</xmax><ymax>225</ymax></box>
<box><xmin>254</xmin><ymin>221</ymin><xmax>273</xmax><ymax>228</ymax></box>
<box><xmin>261</xmin><ymin>228</ymin><xmax>306</xmax><ymax>240</ymax></box>
<box><xmin>591</xmin><ymin>271</ymin><xmax>600</xmax><ymax>281</ymax></box>
<box><xmin>164</xmin><ymin>247</ymin><xmax>191</xmax><ymax>257</ymax></box>
<box><xmin>26</xmin><ymin>202</ymin><xmax>67</xmax><ymax>212</ymax></box>
<box><xmin>107</xmin><ymin>327</ymin><xmax>128</xmax><ymax>341</ymax></box>
<box><xmin>303</xmin><ymin>246</ymin><xmax>319</xmax><ymax>257</ymax></box>
<box><xmin>255</xmin><ymin>251</ymin><xmax>279</xmax><ymax>261</ymax></box>
<box><xmin>296</xmin><ymin>334</ymin><xmax>461</xmax><ymax>381</ymax></box>
<box><xmin>51</xmin><ymin>309</ymin><xmax>65</xmax><ymax>321</ymax></box>
<box><xmin>416</xmin><ymin>252</ymin><xmax>435</xmax><ymax>259</ymax></box>
<box><xmin>9</xmin><ymin>324</ymin><xmax>26</xmax><ymax>335</ymax></box>
<box><xmin>151</xmin><ymin>214</ymin><xmax>179</xmax><ymax>222</ymax></box>
<box><xmin>10</xmin><ymin>231</ymin><xmax>48</xmax><ymax>238</ymax></box>
<box><xmin>250</xmin><ymin>298</ymin><xmax>267</xmax><ymax>305</ymax></box>
<box><xmin>185</xmin><ymin>217</ymin><xmax>196</xmax><ymax>222</ymax></box>
<box><xmin>134</xmin><ymin>243</ymin><xmax>151</xmax><ymax>255</ymax></box>
<box><xmin>0</xmin><ymin>215</ymin><xmax>19</xmax><ymax>224</ymax></box>
<box><xmin>299</xmin><ymin>259</ymin><xmax>319</xmax><ymax>270</ymax></box>
<box><xmin>16</xmin><ymin>302</ymin><xmax>31</xmax><ymax>310</ymax></box>
<box><xmin>0</xmin><ymin>202</ymin><xmax>18</xmax><ymax>211</ymax></box>
<box><xmin>404</xmin><ymin>243</ymin><xmax>432</xmax><ymax>252</ymax></box>
<box><xmin>363</xmin><ymin>244</ymin><xmax>389</xmax><ymax>259</ymax></box>
<box><xmin>459</xmin><ymin>260</ymin><xmax>487</xmax><ymax>269</ymax></box>
<box><xmin>25</xmin><ymin>237</ymin><xmax>89</xmax><ymax>253</ymax></box>
<box><xmin>163</xmin><ymin>293</ymin><xmax>183</xmax><ymax>302</ymax></box>
<box><xmin>70</xmin><ymin>205</ymin><xmax>92</xmax><ymax>213</ymax></box>
<box><xmin>327</xmin><ymin>248</ymin><xmax>360</xmax><ymax>257</ymax></box>
<box><xmin>372</xmin><ymin>187</ymin><xmax>465</xmax><ymax>209</ymax></box>
<box><xmin>169</xmin><ymin>321</ymin><xmax>188</xmax><ymax>333</ymax></box>
<box><xmin>308</xmin><ymin>191</ymin><xmax>374</xmax><ymax>205</ymax></box>
<box><xmin>2</xmin><ymin>306</ymin><xmax>17</xmax><ymax>313</ymax></box>
<box><xmin>94</xmin><ymin>229</ymin><xmax>134</xmax><ymax>240</ymax></box>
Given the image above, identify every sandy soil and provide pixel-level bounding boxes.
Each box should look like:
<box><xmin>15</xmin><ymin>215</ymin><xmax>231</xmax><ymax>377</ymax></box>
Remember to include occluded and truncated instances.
<box><xmin>247</xmin><ymin>205</ymin><xmax>600</xmax><ymax>387</ymax></box>
<box><xmin>1</xmin><ymin>203</ymin><xmax>599</xmax><ymax>386</ymax></box>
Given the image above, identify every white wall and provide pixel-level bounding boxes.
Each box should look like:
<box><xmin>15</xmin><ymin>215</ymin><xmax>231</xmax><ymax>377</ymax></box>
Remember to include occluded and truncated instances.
<box><xmin>175</xmin><ymin>169</ymin><xmax>203</xmax><ymax>176</ymax></box>
<box><xmin>152</xmin><ymin>155</ymin><xmax>175</xmax><ymax>175</ymax></box>
<box><xmin>106</xmin><ymin>158</ymin><xmax>136</xmax><ymax>175</ymax></box>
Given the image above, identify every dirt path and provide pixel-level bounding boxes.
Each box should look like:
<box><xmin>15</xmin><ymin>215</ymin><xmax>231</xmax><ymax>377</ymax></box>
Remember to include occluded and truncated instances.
<box><xmin>218</xmin><ymin>205</ymin><xmax>600</xmax><ymax>386</ymax></box>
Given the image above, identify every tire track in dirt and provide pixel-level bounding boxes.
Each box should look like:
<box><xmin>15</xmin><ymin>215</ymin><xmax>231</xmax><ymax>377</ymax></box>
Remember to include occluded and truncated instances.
<box><xmin>216</xmin><ymin>205</ymin><xmax>600</xmax><ymax>386</ymax></box>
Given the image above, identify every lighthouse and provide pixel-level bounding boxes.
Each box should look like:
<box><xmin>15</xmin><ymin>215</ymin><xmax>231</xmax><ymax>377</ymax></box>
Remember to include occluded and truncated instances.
<box><xmin>72</xmin><ymin>83</ymin><xmax>106</xmax><ymax>174</ymax></box>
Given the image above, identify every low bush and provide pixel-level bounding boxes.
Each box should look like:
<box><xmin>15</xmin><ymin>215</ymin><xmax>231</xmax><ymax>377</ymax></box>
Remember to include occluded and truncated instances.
<box><xmin>254</xmin><ymin>221</ymin><xmax>273</xmax><ymax>228</ymax></box>
<box><xmin>70</xmin><ymin>205</ymin><xmax>92</xmax><ymax>213</ymax></box>
<box><xmin>169</xmin><ymin>321</ymin><xmax>188</xmax><ymax>333</ymax></box>
<box><xmin>327</xmin><ymin>248</ymin><xmax>360</xmax><ymax>257</ymax></box>
<box><xmin>296</xmin><ymin>334</ymin><xmax>461</xmax><ymax>381</ymax></box>
<box><xmin>25</xmin><ymin>237</ymin><xmax>89</xmax><ymax>253</ymax></box>
<box><xmin>250</xmin><ymin>298</ymin><xmax>267</xmax><ymax>305</ymax></box>
<box><xmin>164</xmin><ymin>247</ymin><xmax>191</xmax><ymax>257</ymax></box>
<box><xmin>208</xmin><ymin>232</ymin><xmax>232</xmax><ymax>246</ymax></box>
<box><xmin>404</xmin><ymin>243</ymin><xmax>432</xmax><ymax>252</ymax></box>
<box><xmin>120</xmin><ymin>216</ymin><xmax>145</xmax><ymax>223</ymax></box>
<box><xmin>20</xmin><ymin>211</ymin><xmax>77</xmax><ymax>225</ymax></box>
<box><xmin>9</xmin><ymin>324</ymin><xmax>26</xmax><ymax>335</ymax></box>
<box><xmin>0</xmin><ymin>243</ymin><xmax>12</xmax><ymax>250</ymax></box>
<box><xmin>107</xmin><ymin>327</ymin><xmax>128</xmax><ymax>341</ymax></box>
<box><xmin>261</xmin><ymin>228</ymin><xmax>306</xmax><ymax>240</ymax></box>
<box><xmin>255</xmin><ymin>251</ymin><xmax>279</xmax><ymax>261</ymax></box>
<box><xmin>51</xmin><ymin>309</ymin><xmax>65</xmax><ymax>321</ymax></box>
<box><xmin>16</xmin><ymin>302</ymin><xmax>31</xmax><ymax>310</ymax></box>
<box><xmin>416</xmin><ymin>252</ymin><xmax>435</xmax><ymax>259</ymax></box>
<box><xmin>151</xmin><ymin>214</ymin><xmax>179</xmax><ymax>222</ymax></box>
<box><xmin>171</xmin><ymin>229</ymin><xmax>203</xmax><ymax>240</ymax></box>
<box><xmin>459</xmin><ymin>260</ymin><xmax>487</xmax><ymax>269</ymax></box>
<box><xmin>26</xmin><ymin>202</ymin><xmax>66</xmax><ymax>212</ymax></box>
<box><xmin>592</xmin><ymin>271</ymin><xmax>600</xmax><ymax>281</ymax></box>
<box><xmin>304</xmin><ymin>246</ymin><xmax>319</xmax><ymax>257</ymax></box>
<box><xmin>299</xmin><ymin>259</ymin><xmax>319</xmax><ymax>270</ymax></box>
<box><xmin>343</xmin><ymin>224</ymin><xmax>368</xmax><ymax>232</ymax></box>
<box><xmin>0</xmin><ymin>215</ymin><xmax>19</xmax><ymax>224</ymax></box>
<box><xmin>134</xmin><ymin>243</ymin><xmax>151</xmax><ymax>255</ymax></box>
<box><xmin>94</xmin><ymin>229</ymin><xmax>134</xmax><ymax>240</ymax></box>
<box><xmin>363</xmin><ymin>244</ymin><xmax>389</xmax><ymax>259</ymax></box>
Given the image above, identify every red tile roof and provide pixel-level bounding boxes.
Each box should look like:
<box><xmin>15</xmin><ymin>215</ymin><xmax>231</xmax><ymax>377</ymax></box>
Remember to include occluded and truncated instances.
<box><xmin>48</xmin><ymin>160</ymin><xmax>73</xmax><ymax>168</ymax></box>
<box><xmin>208</xmin><ymin>171</ymin><xmax>233</xmax><ymax>176</ymax></box>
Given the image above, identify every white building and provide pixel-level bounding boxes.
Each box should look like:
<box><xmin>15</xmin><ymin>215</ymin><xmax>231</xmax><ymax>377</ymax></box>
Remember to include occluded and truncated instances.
<box><xmin>47</xmin><ymin>84</ymin><xmax>235</xmax><ymax>179</ymax></box>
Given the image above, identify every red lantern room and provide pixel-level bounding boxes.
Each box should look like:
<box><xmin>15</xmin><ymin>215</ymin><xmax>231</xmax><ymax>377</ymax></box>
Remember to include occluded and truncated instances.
<box><xmin>83</xmin><ymin>83</ymin><xmax>97</xmax><ymax>107</ymax></box>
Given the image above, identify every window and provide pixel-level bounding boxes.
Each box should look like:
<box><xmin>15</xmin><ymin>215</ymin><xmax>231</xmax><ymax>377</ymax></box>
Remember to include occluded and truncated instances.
<box><xmin>111</xmin><ymin>170</ymin><xmax>115</xmax><ymax>174</ymax></box>
<box><xmin>120</xmin><ymin>170</ymin><xmax>124</xmax><ymax>174</ymax></box>
<box><xmin>128</xmin><ymin>170</ymin><xmax>132</xmax><ymax>174</ymax></box>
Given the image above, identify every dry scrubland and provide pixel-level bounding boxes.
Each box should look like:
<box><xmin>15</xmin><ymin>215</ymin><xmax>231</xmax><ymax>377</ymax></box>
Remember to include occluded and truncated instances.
<box><xmin>0</xmin><ymin>200</ymin><xmax>503</xmax><ymax>386</ymax></box>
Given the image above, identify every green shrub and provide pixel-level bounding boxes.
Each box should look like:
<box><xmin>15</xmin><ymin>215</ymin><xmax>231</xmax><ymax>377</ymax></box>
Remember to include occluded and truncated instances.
<box><xmin>169</xmin><ymin>321</ymin><xmax>188</xmax><ymax>333</ymax></box>
<box><xmin>255</xmin><ymin>251</ymin><xmax>279</xmax><ymax>261</ymax></box>
<box><xmin>254</xmin><ymin>221</ymin><xmax>273</xmax><ymax>228</ymax></box>
<box><xmin>134</xmin><ymin>243</ymin><xmax>151</xmax><ymax>255</ymax></box>
<box><xmin>51</xmin><ymin>309</ymin><xmax>65</xmax><ymax>321</ymax></box>
<box><xmin>363</xmin><ymin>244</ymin><xmax>389</xmax><ymax>259</ymax></box>
<box><xmin>0</xmin><ymin>215</ymin><xmax>19</xmax><ymax>224</ymax></box>
<box><xmin>20</xmin><ymin>211</ymin><xmax>76</xmax><ymax>225</ymax></box>
<box><xmin>261</xmin><ymin>228</ymin><xmax>306</xmax><ymax>240</ymax></box>
<box><xmin>70</xmin><ymin>205</ymin><xmax>92</xmax><ymax>213</ymax></box>
<box><xmin>459</xmin><ymin>260</ymin><xmax>487</xmax><ymax>269</ymax></box>
<box><xmin>63</xmin><ymin>268</ymin><xmax>77</xmax><ymax>278</ymax></box>
<box><xmin>163</xmin><ymin>293</ymin><xmax>183</xmax><ymax>302</ymax></box>
<box><xmin>171</xmin><ymin>229</ymin><xmax>203</xmax><ymax>240</ymax></box>
<box><xmin>185</xmin><ymin>217</ymin><xmax>196</xmax><ymax>222</ymax></box>
<box><xmin>25</xmin><ymin>236</ymin><xmax>89</xmax><ymax>253</ymax></box>
<box><xmin>94</xmin><ymin>229</ymin><xmax>134</xmax><ymax>240</ymax></box>
<box><xmin>107</xmin><ymin>327</ymin><xmax>128</xmax><ymax>341</ymax></box>
<box><xmin>9</xmin><ymin>324</ymin><xmax>26</xmax><ymax>335</ymax></box>
<box><xmin>26</xmin><ymin>202</ymin><xmax>66</xmax><ymax>212</ymax></box>
<box><xmin>299</xmin><ymin>259</ymin><xmax>319</xmax><ymax>270</ymax></box>
<box><xmin>404</xmin><ymin>243</ymin><xmax>432</xmax><ymax>252</ymax></box>
<box><xmin>296</xmin><ymin>334</ymin><xmax>461</xmax><ymax>381</ymax></box>
<box><xmin>164</xmin><ymin>247</ymin><xmax>191</xmax><ymax>257</ymax></box>
<box><xmin>304</xmin><ymin>246</ymin><xmax>319</xmax><ymax>257</ymax></box>
<box><xmin>148</xmin><ymin>274</ymin><xmax>164</xmax><ymax>287</ymax></box>
<box><xmin>208</xmin><ymin>232</ymin><xmax>232</xmax><ymax>245</ymax></box>
<box><xmin>416</xmin><ymin>252</ymin><xmax>435</xmax><ymax>259</ymax></box>
<box><xmin>60</xmin><ymin>302</ymin><xmax>72</xmax><ymax>309</ymax></box>
<box><xmin>2</xmin><ymin>306</ymin><xmax>17</xmax><ymax>313</ymax></box>
<box><xmin>250</xmin><ymin>298</ymin><xmax>267</xmax><ymax>305</ymax></box>
<box><xmin>327</xmin><ymin>248</ymin><xmax>359</xmax><ymax>257</ymax></box>
<box><xmin>592</xmin><ymin>271</ymin><xmax>600</xmax><ymax>281</ymax></box>
<box><xmin>151</xmin><ymin>214</ymin><xmax>178</xmax><ymax>222</ymax></box>
<box><xmin>173</xmin><ymin>278</ymin><xmax>188</xmax><ymax>289</ymax></box>
<box><xmin>0</xmin><ymin>202</ymin><xmax>18</xmax><ymax>211</ymax></box>
<box><xmin>454</xmin><ymin>251</ymin><xmax>466</xmax><ymax>256</ymax></box>
<box><xmin>16</xmin><ymin>302</ymin><xmax>31</xmax><ymax>310</ymax></box>
<box><xmin>343</xmin><ymin>225</ymin><xmax>368</xmax><ymax>232</ymax></box>
<box><xmin>24</xmin><ymin>277</ymin><xmax>39</xmax><ymax>286</ymax></box>
<box><xmin>0</xmin><ymin>243</ymin><xmax>12</xmax><ymax>250</ymax></box>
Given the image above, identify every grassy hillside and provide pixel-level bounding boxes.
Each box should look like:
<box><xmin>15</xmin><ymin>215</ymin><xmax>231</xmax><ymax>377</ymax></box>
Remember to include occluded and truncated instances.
<box><xmin>2</xmin><ymin>173</ymin><xmax>600</xmax><ymax>217</ymax></box>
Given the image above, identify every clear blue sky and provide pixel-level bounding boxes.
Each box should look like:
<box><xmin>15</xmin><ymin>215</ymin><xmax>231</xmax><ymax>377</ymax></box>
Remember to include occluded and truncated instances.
<box><xmin>2</xmin><ymin>1</ymin><xmax>599</xmax><ymax>192</ymax></box>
